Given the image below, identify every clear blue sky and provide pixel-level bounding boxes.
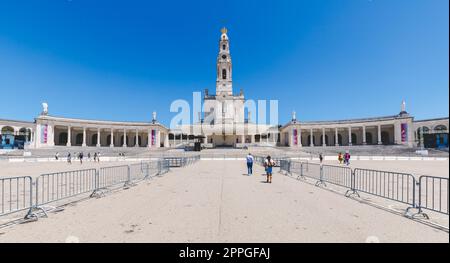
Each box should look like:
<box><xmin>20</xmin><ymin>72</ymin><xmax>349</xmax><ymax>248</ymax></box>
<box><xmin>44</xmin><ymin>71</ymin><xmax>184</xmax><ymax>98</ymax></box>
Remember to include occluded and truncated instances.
<box><xmin>0</xmin><ymin>0</ymin><xmax>448</xmax><ymax>126</ymax></box>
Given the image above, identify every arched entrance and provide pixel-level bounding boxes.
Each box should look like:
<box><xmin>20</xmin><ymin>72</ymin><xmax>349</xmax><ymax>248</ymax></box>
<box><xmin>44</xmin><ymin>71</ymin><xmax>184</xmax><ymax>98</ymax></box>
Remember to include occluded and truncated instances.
<box><xmin>365</xmin><ymin>132</ymin><xmax>373</xmax><ymax>144</ymax></box>
<box><xmin>58</xmin><ymin>132</ymin><xmax>68</xmax><ymax>145</ymax></box>
<box><xmin>381</xmin><ymin>131</ymin><xmax>390</xmax><ymax>145</ymax></box>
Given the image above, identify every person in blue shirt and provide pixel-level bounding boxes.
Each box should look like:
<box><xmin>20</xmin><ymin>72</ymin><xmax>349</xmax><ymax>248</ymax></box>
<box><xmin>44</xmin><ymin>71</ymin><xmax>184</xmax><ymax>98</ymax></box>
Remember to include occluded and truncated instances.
<box><xmin>246</xmin><ymin>153</ymin><xmax>254</xmax><ymax>175</ymax></box>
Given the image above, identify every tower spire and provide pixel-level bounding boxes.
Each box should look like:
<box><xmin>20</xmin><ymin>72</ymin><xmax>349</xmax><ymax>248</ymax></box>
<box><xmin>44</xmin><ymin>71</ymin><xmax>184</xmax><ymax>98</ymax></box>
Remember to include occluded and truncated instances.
<box><xmin>216</xmin><ymin>27</ymin><xmax>232</xmax><ymax>96</ymax></box>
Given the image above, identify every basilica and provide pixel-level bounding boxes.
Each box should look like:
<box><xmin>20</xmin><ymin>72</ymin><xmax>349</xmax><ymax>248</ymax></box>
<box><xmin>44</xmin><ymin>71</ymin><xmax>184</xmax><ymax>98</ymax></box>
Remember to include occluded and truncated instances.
<box><xmin>0</xmin><ymin>29</ymin><xmax>448</xmax><ymax>150</ymax></box>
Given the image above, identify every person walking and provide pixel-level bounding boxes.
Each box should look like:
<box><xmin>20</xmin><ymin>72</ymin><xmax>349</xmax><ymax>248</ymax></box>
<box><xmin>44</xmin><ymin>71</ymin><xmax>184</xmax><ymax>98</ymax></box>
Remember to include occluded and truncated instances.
<box><xmin>338</xmin><ymin>152</ymin><xmax>343</xmax><ymax>164</ymax></box>
<box><xmin>96</xmin><ymin>152</ymin><xmax>100</xmax><ymax>162</ymax></box>
<box><xmin>67</xmin><ymin>152</ymin><xmax>72</xmax><ymax>164</ymax></box>
<box><xmin>55</xmin><ymin>152</ymin><xmax>59</xmax><ymax>161</ymax></box>
<box><xmin>344</xmin><ymin>151</ymin><xmax>351</xmax><ymax>166</ymax></box>
<box><xmin>93</xmin><ymin>152</ymin><xmax>97</xmax><ymax>162</ymax></box>
<box><xmin>319</xmin><ymin>153</ymin><xmax>323</xmax><ymax>163</ymax></box>
<box><xmin>246</xmin><ymin>153</ymin><xmax>254</xmax><ymax>175</ymax></box>
<box><xmin>79</xmin><ymin>152</ymin><xmax>84</xmax><ymax>164</ymax></box>
<box><xmin>264</xmin><ymin>155</ymin><xmax>276</xmax><ymax>183</ymax></box>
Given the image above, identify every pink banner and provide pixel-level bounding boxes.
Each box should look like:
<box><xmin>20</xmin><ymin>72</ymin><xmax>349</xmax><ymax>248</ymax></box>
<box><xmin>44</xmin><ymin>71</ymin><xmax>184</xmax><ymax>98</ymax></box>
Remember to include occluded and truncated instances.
<box><xmin>401</xmin><ymin>123</ymin><xmax>408</xmax><ymax>142</ymax></box>
<box><xmin>151</xmin><ymin>130</ymin><xmax>156</xmax><ymax>145</ymax></box>
<box><xmin>293</xmin><ymin>129</ymin><xmax>298</xmax><ymax>145</ymax></box>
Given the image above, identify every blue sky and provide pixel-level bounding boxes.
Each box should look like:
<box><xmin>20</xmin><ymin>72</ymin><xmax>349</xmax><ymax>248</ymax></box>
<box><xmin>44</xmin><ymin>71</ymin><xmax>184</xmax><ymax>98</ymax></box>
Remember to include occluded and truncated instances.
<box><xmin>0</xmin><ymin>0</ymin><xmax>448</xmax><ymax>126</ymax></box>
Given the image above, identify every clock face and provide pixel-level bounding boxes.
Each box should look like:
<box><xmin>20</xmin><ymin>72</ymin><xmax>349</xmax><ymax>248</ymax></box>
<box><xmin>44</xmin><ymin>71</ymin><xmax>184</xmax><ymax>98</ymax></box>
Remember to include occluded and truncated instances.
<box><xmin>222</xmin><ymin>55</ymin><xmax>227</xmax><ymax>59</ymax></box>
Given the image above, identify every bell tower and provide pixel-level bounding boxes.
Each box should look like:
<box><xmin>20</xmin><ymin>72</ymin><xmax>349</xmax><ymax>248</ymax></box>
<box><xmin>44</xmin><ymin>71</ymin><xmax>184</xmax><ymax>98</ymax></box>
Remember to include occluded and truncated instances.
<box><xmin>216</xmin><ymin>27</ymin><xmax>232</xmax><ymax>96</ymax></box>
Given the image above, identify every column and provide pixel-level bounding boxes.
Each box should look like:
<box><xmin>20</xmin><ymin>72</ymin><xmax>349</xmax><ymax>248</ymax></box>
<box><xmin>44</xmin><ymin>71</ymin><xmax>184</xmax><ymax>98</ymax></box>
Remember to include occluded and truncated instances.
<box><xmin>377</xmin><ymin>125</ymin><xmax>382</xmax><ymax>145</ymax></box>
<box><xmin>310</xmin><ymin>129</ymin><xmax>314</xmax><ymax>147</ymax></box>
<box><xmin>156</xmin><ymin>129</ymin><xmax>161</xmax><ymax>147</ymax></box>
<box><xmin>251</xmin><ymin>134</ymin><xmax>255</xmax><ymax>144</ymax></box>
<box><xmin>135</xmin><ymin>129</ymin><xmax>139</xmax><ymax>147</ymax></box>
<box><xmin>298</xmin><ymin>129</ymin><xmax>302</xmax><ymax>147</ymax></box>
<box><xmin>322</xmin><ymin>128</ymin><xmax>326</xmax><ymax>147</ymax></box>
<box><xmin>362</xmin><ymin>125</ymin><xmax>367</xmax><ymax>145</ymax></box>
<box><xmin>82</xmin><ymin>127</ymin><xmax>86</xmax><ymax>147</ymax></box>
<box><xmin>348</xmin><ymin>126</ymin><xmax>352</xmax><ymax>146</ymax></box>
<box><xmin>96</xmin><ymin>128</ymin><xmax>101</xmax><ymax>147</ymax></box>
<box><xmin>66</xmin><ymin>126</ymin><xmax>71</xmax><ymax>146</ymax></box>
<box><xmin>266</xmin><ymin>133</ymin><xmax>269</xmax><ymax>143</ymax></box>
<box><xmin>164</xmin><ymin>133</ymin><xmax>169</xmax><ymax>147</ymax></box>
<box><xmin>335</xmin><ymin>127</ymin><xmax>339</xmax><ymax>146</ymax></box>
<box><xmin>110</xmin><ymin>128</ymin><xmax>114</xmax><ymax>147</ymax></box>
<box><xmin>241</xmin><ymin>135</ymin><xmax>245</xmax><ymax>144</ymax></box>
<box><xmin>123</xmin><ymin>129</ymin><xmax>127</xmax><ymax>147</ymax></box>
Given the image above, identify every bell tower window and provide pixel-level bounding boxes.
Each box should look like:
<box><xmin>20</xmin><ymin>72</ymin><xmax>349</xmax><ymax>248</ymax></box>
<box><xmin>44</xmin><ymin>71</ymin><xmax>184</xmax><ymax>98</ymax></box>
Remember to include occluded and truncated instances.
<box><xmin>222</xmin><ymin>69</ymin><xmax>227</xmax><ymax>80</ymax></box>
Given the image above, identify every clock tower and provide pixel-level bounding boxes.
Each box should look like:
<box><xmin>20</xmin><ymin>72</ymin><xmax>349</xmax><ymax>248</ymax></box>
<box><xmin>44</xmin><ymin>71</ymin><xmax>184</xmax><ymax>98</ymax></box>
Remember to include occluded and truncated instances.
<box><xmin>216</xmin><ymin>27</ymin><xmax>233</xmax><ymax>96</ymax></box>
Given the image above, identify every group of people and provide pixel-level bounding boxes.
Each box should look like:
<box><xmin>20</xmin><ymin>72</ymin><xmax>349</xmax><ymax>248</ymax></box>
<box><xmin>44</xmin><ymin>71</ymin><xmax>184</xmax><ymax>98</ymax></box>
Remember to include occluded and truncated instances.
<box><xmin>246</xmin><ymin>153</ymin><xmax>276</xmax><ymax>184</ymax></box>
<box><xmin>338</xmin><ymin>151</ymin><xmax>351</xmax><ymax>165</ymax></box>
<box><xmin>244</xmin><ymin>151</ymin><xmax>352</xmax><ymax>183</ymax></box>
<box><xmin>57</xmin><ymin>152</ymin><xmax>101</xmax><ymax>164</ymax></box>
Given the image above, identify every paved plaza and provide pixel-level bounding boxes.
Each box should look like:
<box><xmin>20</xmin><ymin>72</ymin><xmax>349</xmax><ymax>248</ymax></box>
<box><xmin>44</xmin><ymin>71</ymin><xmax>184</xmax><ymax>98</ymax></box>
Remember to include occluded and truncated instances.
<box><xmin>0</xmin><ymin>160</ymin><xmax>448</xmax><ymax>243</ymax></box>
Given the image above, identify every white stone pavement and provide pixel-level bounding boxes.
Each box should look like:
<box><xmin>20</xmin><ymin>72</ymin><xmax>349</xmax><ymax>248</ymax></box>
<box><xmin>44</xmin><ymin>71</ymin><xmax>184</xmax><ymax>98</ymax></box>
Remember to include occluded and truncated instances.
<box><xmin>0</xmin><ymin>160</ymin><xmax>448</xmax><ymax>243</ymax></box>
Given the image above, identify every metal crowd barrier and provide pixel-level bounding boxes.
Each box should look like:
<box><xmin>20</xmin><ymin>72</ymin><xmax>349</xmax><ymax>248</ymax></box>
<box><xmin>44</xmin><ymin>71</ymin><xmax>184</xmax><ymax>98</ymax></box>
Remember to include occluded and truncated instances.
<box><xmin>351</xmin><ymin>168</ymin><xmax>416</xmax><ymax>206</ymax></box>
<box><xmin>35</xmin><ymin>169</ymin><xmax>97</xmax><ymax>206</ymax></box>
<box><xmin>163</xmin><ymin>155</ymin><xmax>200</xmax><ymax>167</ymax></box>
<box><xmin>0</xmin><ymin>160</ymin><xmax>170</xmax><ymax>220</ymax></box>
<box><xmin>321</xmin><ymin>165</ymin><xmax>353</xmax><ymax>189</ymax></box>
<box><xmin>416</xmin><ymin>176</ymin><xmax>449</xmax><ymax>217</ymax></box>
<box><xmin>276</xmin><ymin>159</ymin><xmax>450</xmax><ymax>220</ymax></box>
<box><xmin>0</xmin><ymin>176</ymin><xmax>33</xmax><ymax>217</ymax></box>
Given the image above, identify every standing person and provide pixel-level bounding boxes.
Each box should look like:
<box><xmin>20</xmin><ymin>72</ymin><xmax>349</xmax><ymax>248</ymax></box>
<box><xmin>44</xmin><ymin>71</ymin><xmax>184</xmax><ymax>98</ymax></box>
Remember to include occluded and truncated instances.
<box><xmin>338</xmin><ymin>152</ymin><xmax>343</xmax><ymax>164</ymax></box>
<box><xmin>67</xmin><ymin>152</ymin><xmax>72</xmax><ymax>164</ymax></box>
<box><xmin>319</xmin><ymin>153</ymin><xmax>323</xmax><ymax>164</ymax></box>
<box><xmin>344</xmin><ymin>151</ymin><xmax>351</xmax><ymax>166</ymax></box>
<box><xmin>79</xmin><ymin>152</ymin><xmax>84</xmax><ymax>164</ymax></box>
<box><xmin>93</xmin><ymin>152</ymin><xmax>97</xmax><ymax>162</ymax></box>
<box><xmin>246</xmin><ymin>153</ymin><xmax>254</xmax><ymax>175</ymax></box>
<box><xmin>87</xmin><ymin>152</ymin><xmax>91</xmax><ymax>161</ymax></box>
<box><xmin>264</xmin><ymin>155</ymin><xmax>276</xmax><ymax>183</ymax></box>
<box><xmin>55</xmin><ymin>152</ymin><xmax>59</xmax><ymax>161</ymax></box>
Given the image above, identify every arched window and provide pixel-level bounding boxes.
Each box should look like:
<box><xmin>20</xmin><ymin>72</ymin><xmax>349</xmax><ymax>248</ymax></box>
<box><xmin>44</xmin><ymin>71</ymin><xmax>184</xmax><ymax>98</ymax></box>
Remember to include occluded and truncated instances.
<box><xmin>222</xmin><ymin>69</ymin><xmax>227</xmax><ymax>80</ymax></box>
<box><xmin>1</xmin><ymin>126</ymin><xmax>14</xmax><ymax>135</ymax></box>
<box><xmin>434</xmin><ymin>125</ymin><xmax>447</xmax><ymax>131</ymax></box>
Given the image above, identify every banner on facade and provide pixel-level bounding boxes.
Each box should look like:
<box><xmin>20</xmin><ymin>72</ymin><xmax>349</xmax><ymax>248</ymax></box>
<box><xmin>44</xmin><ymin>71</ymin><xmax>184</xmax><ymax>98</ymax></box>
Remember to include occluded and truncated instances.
<box><xmin>151</xmin><ymin>130</ymin><xmax>156</xmax><ymax>145</ymax></box>
<box><xmin>293</xmin><ymin>129</ymin><xmax>298</xmax><ymax>145</ymax></box>
<box><xmin>41</xmin><ymin>124</ymin><xmax>48</xmax><ymax>144</ymax></box>
<box><xmin>401</xmin><ymin>123</ymin><xmax>408</xmax><ymax>142</ymax></box>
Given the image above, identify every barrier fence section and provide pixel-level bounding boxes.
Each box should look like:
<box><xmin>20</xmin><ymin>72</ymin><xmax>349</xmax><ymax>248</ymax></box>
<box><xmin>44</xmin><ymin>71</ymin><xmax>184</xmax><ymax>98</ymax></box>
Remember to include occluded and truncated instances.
<box><xmin>163</xmin><ymin>155</ymin><xmax>200</xmax><ymax>167</ymax></box>
<box><xmin>98</xmin><ymin>165</ymin><xmax>129</xmax><ymax>189</ymax></box>
<box><xmin>321</xmin><ymin>165</ymin><xmax>353</xmax><ymax>189</ymax></box>
<box><xmin>0</xmin><ymin>176</ymin><xmax>33</xmax><ymax>217</ymax></box>
<box><xmin>35</xmin><ymin>169</ymin><xmax>97</xmax><ymax>206</ymax></box>
<box><xmin>352</xmin><ymin>168</ymin><xmax>416</xmax><ymax>206</ymax></box>
<box><xmin>418</xmin><ymin>176</ymin><xmax>449</xmax><ymax>216</ymax></box>
<box><xmin>277</xmin><ymin>160</ymin><xmax>450</xmax><ymax>219</ymax></box>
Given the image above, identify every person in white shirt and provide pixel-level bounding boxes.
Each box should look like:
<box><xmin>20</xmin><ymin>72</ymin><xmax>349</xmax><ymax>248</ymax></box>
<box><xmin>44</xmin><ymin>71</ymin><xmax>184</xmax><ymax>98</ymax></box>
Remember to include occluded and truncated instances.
<box><xmin>264</xmin><ymin>156</ymin><xmax>276</xmax><ymax>183</ymax></box>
